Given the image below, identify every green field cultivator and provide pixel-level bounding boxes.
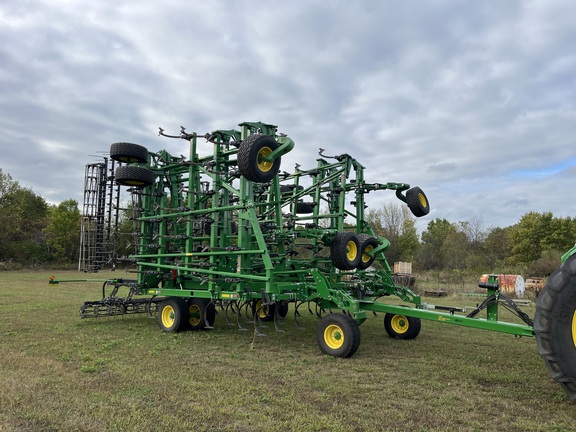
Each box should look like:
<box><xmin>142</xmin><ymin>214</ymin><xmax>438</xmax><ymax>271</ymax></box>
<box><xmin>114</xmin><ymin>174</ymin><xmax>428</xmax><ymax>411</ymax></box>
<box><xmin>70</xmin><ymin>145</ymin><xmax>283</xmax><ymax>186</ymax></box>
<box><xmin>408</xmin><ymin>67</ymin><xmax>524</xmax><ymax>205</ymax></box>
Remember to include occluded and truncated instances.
<box><xmin>50</xmin><ymin>120</ymin><xmax>576</xmax><ymax>400</ymax></box>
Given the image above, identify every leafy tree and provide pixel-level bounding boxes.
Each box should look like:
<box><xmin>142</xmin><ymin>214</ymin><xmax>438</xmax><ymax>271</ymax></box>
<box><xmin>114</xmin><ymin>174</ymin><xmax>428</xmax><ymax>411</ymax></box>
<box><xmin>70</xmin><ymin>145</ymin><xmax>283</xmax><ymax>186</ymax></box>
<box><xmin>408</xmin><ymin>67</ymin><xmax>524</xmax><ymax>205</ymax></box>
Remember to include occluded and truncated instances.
<box><xmin>396</xmin><ymin>210</ymin><xmax>419</xmax><ymax>261</ymax></box>
<box><xmin>418</xmin><ymin>218</ymin><xmax>458</xmax><ymax>270</ymax></box>
<box><xmin>483</xmin><ymin>226</ymin><xmax>513</xmax><ymax>269</ymax></box>
<box><xmin>44</xmin><ymin>199</ymin><xmax>81</xmax><ymax>263</ymax></box>
<box><xmin>0</xmin><ymin>180</ymin><xmax>49</xmax><ymax>262</ymax></box>
<box><xmin>366</xmin><ymin>203</ymin><xmax>417</xmax><ymax>264</ymax></box>
<box><xmin>510</xmin><ymin>212</ymin><xmax>555</xmax><ymax>265</ymax></box>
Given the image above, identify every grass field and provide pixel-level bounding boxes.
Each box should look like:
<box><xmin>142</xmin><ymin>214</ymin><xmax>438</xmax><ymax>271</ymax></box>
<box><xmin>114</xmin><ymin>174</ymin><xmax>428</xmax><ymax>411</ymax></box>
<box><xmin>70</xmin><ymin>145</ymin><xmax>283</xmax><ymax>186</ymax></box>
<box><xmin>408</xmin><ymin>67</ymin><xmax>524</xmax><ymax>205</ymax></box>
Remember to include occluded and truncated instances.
<box><xmin>1</xmin><ymin>270</ymin><xmax>576</xmax><ymax>432</ymax></box>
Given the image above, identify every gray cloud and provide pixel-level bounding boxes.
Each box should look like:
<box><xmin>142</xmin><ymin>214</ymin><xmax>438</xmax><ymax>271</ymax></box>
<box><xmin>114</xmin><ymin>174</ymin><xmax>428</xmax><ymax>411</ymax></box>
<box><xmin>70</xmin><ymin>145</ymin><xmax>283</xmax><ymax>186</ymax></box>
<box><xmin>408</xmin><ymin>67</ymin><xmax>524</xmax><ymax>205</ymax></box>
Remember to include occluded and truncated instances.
<box><xmin>1</xmin><ymin>0</ymin><xmax>575</xmax><ymax>231</ymax></box>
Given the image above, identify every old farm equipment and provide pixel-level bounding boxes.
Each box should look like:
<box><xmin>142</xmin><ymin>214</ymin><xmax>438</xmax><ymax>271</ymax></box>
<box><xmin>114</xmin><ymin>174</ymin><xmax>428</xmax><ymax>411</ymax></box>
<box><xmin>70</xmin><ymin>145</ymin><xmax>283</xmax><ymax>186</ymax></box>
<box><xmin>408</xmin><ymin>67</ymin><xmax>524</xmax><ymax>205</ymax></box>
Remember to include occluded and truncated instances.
<box><xmin>50</xmin><ymin>120</ymin><xmax>576</xmax><ymax>400</ymax></box>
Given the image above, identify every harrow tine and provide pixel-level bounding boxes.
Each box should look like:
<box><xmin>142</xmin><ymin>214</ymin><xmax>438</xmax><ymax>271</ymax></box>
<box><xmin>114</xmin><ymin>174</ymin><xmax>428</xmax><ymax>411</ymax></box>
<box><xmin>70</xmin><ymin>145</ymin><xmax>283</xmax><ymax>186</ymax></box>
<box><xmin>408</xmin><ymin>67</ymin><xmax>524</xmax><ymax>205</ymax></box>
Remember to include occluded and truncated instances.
<box><xmin>307</xmin><ymin>301</ymin><xmax>314</xmax><ymax>315</ymax></box>
<box><xmin>236</xmin><ymin>302</ymin><xmax>248</xmax><ymax>332</ymax></box>
<box><xmin>274</xmin><ymin>308</ymin><xmax>285</xmax><ymax>333</ymax></box>
<box><xmin>253</xmin><ymin>313</ymin><xmax>267</xmax><ymax>337</ymax></box>
<box><xmin>294</xmin><ymin>302</ymin><xmax>304</xmax><ymax>329</ymax></box>
<box><xmin>224</xmin><ymin>301</ymin><xmax>236</xmax><ymax>326</ymax></box>
<box><xmin>204</xmin><ymin>300</ymin><xmax>215</xmax><ymax>329</ymax></box>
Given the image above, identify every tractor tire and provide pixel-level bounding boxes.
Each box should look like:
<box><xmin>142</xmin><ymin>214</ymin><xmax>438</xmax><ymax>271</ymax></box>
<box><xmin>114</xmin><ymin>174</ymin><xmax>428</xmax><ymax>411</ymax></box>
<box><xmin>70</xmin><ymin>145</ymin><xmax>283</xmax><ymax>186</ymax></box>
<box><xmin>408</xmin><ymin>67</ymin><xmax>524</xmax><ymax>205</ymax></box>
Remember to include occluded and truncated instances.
<box><xmin>406</xmin><ymin>187</ymin><xmax>430</xmax><ymax>217</ymax></box>
<box><xmin>357</xmin><ymin>234</ymin><xmax>379</xmax><ymax>270</ymax></box>
<box><xmin>110</xmin><ymin>142</ymin><xmax>148</xmax><ymax>164</ymax></box>
<box><xmin>534</xmin><ymin>254</ymin><xmax>576</xmax><ymax>401</ymax></box>
<box><xmin>330</xmin><ymin>232</ymin><xmax>361</xmax><ymax>270</ymax></box>
<box><xmin>295</xmin><ymin>202</ymin><xmax>315</xmax><ymax>214</ymax></box>
<box><xmin>158</xmin><ymin>298</ymin><xmax>188</xmax><ymax>332</ymax></box>
<box><xmin>252</xmin><ymin>299</ymin><xmax>276</xmax><ymax>322</ymax></box>
<box><xmin>115</xmin><ymin>166</ymin><xmax>154</xmax><ymax>187</ymax></box>
<box><xmin>384</xmin><ymin>313</ymin><xmax>421</xmax><ymax>340</ymax></box>
<box><xmin>186</xmin><ymin>298</ymin><xmax>215</xmax><ymax>330</ymax></box>
<box><xmin>316</xmin><ymin>313</ymin><xmax>361</xmax><ymax>358</ymax></box>
<box><xmin>237</xmin><ymin>134</ymin><xmax>281</xmax><ymax>183</ymax></box>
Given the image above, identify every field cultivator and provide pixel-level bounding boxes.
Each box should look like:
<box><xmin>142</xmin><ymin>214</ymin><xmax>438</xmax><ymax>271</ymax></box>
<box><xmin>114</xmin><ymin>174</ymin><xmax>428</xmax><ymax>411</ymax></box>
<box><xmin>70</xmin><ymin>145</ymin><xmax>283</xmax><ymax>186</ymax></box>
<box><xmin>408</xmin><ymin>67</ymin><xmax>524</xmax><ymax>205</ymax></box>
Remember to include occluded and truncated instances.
<box><xmin>50</xmin><ymin>120</ymin><xmax>576</xmax><ymax>400</ymax></box>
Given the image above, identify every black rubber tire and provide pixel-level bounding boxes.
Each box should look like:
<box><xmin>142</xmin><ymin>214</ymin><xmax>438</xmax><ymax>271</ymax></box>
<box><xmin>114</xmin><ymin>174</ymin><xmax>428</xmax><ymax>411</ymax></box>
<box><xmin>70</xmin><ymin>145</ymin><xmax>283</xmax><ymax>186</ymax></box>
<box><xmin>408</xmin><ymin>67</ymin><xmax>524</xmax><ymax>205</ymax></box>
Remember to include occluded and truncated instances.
<box><xmin>110</xmin><ymin>142</ymin><xmax>148</xmax><ymax>164</ymax></box>
<box><xmin>237</xmin><ymin>134</ymin><xmax>281</xmax><ymax>183</ymax></box>
<box><xmin>330</xmin><ymin>232</ymin><xmax>361</xmax><ymax>270</ymax></box>
<box><xmin>406</xmin><ymin>187</ymin><xmax>430</xmax><ymax>217</ymax></box>
<box><xmin>357</xmin><ymin>234</ymin><xmax>379</xmax><ymax>270</ymax></box>
<box><xmin>115</xmin><ymin>166</ymin><xmax>154</xmax><ymax>187</ymax></box>
<box><xmin>534</xmin><ymin>254</ymin><xmax>576</xmax><ymax>401</ymax></box>
<box><xmin>316</xmin><ymin>313</ymin><xmax>361</xmax><ymax>358</ymax></box>
<box><xmin>277</xmin><ymin>302</ymin><xmax>289</xmax><ymax>318</ymax></box>
<box><xmin>295</xmin><ymin>202</ymin><xmax>315</xmax><ymax>214</ymax></box>
<box><xmin>384</xmin><ymin>313</ymin><xmax>422</xmax><ymax>340</ymax></box>
<box><xmin>158</xmin><ymin>298</ymin><xmax>188</xmax><ymax>332</ymax></box>
<box><xmin>252</xmin><ymin>299</ymin><xmax>276</xmax><ymax>322</ymax></box>
<box><xmin>186</xmin><ymin>298</ymin><xmax>215</xmax><ymax>330</ymax></box>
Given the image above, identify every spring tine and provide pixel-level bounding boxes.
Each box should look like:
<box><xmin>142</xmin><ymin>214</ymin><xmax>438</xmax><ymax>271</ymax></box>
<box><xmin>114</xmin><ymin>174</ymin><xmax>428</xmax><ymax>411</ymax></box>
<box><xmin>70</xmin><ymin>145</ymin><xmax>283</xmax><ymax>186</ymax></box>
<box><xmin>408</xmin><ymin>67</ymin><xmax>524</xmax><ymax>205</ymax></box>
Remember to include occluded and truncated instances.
<box><xmin>307</xmin><ymin>301</ymin><xmax>314</xmax><ymax>315</ymax></box>
<box><xmin>274</xmin><ymin>308</ymin><xmax>285</xmax><ymax>333</ymax></box>
<box><xmin>253</xmin><ymin>313</ymin><xmax>267</xmax><ymax>337</ymax></box>
<box><xmin>372</xmin><ymin>311</ymin><xmax>378</xmax><ymax>317</ymax></box>
<box><xmin>236</xmin><ymin>306</ymin><xmax>248</xmax><ymax>331</ymax></box>
<box><xmin>224</xmin><ymin>302</ymin><xmax>235</xmax><ymax>326</ymax></box>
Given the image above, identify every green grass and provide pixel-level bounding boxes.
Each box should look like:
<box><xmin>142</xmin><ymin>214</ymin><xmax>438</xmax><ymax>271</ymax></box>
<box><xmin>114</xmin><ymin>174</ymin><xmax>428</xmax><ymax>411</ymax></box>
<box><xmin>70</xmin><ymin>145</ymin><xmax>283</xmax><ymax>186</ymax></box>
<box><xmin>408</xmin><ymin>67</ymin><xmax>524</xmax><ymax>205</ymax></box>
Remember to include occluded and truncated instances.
<box><xmin>1</xmin><ymin>270</ymin><xmax>576</xmax><ymax>431</ymax></box>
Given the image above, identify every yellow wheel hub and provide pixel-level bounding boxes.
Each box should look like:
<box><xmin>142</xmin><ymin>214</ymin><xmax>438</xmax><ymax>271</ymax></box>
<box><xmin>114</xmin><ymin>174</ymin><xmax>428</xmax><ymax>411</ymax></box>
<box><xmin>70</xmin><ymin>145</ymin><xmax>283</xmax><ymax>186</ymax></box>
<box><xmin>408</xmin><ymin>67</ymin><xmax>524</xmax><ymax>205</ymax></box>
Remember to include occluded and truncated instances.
<box><xmin>324</xmin><ymin>324</ymin><xmax>344</xmax><ymax>349</ymax></box>
<box><xmin>572</xmin><ymin>310</ymin><xmax>576</xmax><ymax>349</ymax></box>
<box><xmin>346</xmin><ymin>240</ymin><xmax>358</xmax><ymax>262</ymax></box>
<box><xmin>362</xmin><ymin>245</ymin><xmax>373</xmax><ymax>263</ymax></box>
<box><xmin>391</xmin><ymin>315</ymin><xmax>408</xmax><ymax>334</ymax></box>
<box><xmin>257</xmin><ymin>147</ymin><xmax>274</xmax><ymax>173</ymax></box>
<box><xmin>418</xmin><ymin>193</ymin><xmax>427</xmax><ymax>208</ymax></box>
<box><xmin>189</xmin><ymin>304</ymin><xmax>202</xmax><ymax>327</ymax></box>
<box><xmin>161</xmin><ymin>305</ymin><xmax>175</xmax><ymax>328</ymax></box>
<box><xmin>125</xmin><ymin>180</ymin><xmax>145</xmax><ymax>186</ymax></box>
<box><xmin>256</xmin><ymin>300</ymin><xmax>268</xmax><ymax>319</ymax></box>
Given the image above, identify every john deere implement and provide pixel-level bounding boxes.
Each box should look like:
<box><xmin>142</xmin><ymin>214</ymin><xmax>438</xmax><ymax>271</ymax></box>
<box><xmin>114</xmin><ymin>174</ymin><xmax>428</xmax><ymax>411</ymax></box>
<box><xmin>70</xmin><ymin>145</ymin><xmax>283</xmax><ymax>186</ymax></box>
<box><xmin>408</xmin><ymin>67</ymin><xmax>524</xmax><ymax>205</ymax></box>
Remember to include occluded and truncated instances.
<box><xmin>51</xmin><ymin>120</ymin><xmax>576</xmax><ymax>400</ymax></box>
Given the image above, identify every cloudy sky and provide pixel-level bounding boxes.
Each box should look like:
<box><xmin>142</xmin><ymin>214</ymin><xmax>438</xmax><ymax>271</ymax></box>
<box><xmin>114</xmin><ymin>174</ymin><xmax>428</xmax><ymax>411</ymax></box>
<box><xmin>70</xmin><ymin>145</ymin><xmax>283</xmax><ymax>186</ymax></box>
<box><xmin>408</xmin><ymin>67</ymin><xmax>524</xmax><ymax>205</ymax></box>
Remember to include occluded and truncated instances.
<box><xmin>1</xmin><ymin>0</ymin><xmax>575</xmax><ymax>232</ymax></box>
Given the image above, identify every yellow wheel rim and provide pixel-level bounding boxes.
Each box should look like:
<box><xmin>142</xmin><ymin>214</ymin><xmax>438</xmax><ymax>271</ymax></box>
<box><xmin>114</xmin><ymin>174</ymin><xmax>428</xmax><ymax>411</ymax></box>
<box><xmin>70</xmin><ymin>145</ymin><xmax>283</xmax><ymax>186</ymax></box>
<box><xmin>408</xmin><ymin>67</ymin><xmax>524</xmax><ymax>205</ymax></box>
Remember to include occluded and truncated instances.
<box><xmin>189</xmin><ymin>304</ymin><xmax>202</xmax><ymax>327</ymax></box>
<box><xmin>346</xmin><ymin>240</ymin><xmax>358</xmax><ymax>262</ymax></box>
<box><xmin>418</xmin><ymin>193</ymin><xmax>427</xmax><ymax>208</ymax></box>
<box><xmin>257</xmin><ymin>147</ymin><xmax>274</xmax><ymax>173</ymax></box>
<box><xmin>362</xmin><ymin>245</ymin><xmax>373</xmax><ymax>263</ymax></box>
<box><xmin>256</xmin><ymin>299</ymin><xmax>267</xmax><ymax>319</ymax></box>
<box><xmin>161</xmin><ymin>305</ymin><xmax>175</xmax><ymax>328</ymax></box>
<box><xmin>125</xmin><ymin>180</ymin><xmax>145</xmax><ymax>186</ymax></box>
<box><xmin>119</xmin><ymin>156</ymin><xmax>140</xmax><ymax>163</ymax></box>
<box><xmin>572</xmin><ymin>310</ymin><xmax>576</xmax><ymax>349</ymax></box>
<box><xmin>391</xmin><ymin>315</ymin><xmax>408</xmax><ymax>334</ymax></box>
<box><xmin>324</xmin><ymin>324</ymin><xmax>344</xmax><ymax>349</ymax></box>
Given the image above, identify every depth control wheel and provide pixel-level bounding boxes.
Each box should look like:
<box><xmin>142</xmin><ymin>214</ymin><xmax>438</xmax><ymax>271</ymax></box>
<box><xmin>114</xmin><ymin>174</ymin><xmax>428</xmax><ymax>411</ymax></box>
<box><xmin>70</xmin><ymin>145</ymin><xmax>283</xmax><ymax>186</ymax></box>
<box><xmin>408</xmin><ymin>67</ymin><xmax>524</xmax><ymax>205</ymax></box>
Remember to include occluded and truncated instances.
<box><xmin>187</xmin><ymin>298</ymin><xmax>216</xmax><ymax>330</ymax></box>
<box><xmin>384</xmin><ymin>313</ymin><xmax>421</xmax><ymax>340</ymax></box>
<box><xmin>330</xmin><ymin>232</ymin><xmax>361</xmax><ymax>270</ymax></box>
<box><xmin>158</xmin><ymin>298</ymin><xmax>188</xmax><ymax>332</ymax></box>
<box><xmin>357</xmin><ymin>234</ymin><xmax>379</xmax><ymax>270</ymax></box>
<box><xmin>406</xmin><ymin>187</ymin><xmax>430</xmax><ymax>217</ymax></box>
<box><xmin>237</xmin><ymin>134</ymin><xmax>281</xmax><ymax>183</ymax></box>
<box><xmin>316</xmin><ymin>313</ymin><xmax>361</xmax><ymax>358</ymax></box>
<box><xmin>252</xmin><ymin>299</ymin><xmax>276</xmax><ymax>322</ymax></box>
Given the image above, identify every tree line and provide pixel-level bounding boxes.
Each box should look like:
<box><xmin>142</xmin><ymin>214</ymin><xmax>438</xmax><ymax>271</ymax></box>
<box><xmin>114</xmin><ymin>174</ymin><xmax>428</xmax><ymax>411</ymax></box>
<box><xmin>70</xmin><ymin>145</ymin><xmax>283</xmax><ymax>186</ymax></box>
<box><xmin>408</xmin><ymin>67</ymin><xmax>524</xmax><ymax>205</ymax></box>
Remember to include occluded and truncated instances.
<box><xmin>367</xmin><ymin>203</ymin><xmax>576</xmax><ymax>277</ymax></box>
<box><xmin>0</xmin><ymin>169</ymin><xmax>80</xmax><ymax>266</ymax></box>
<box><xmin>1</xmin><ymin>167</ymin><xmax>574</xmax><ymax>276</ymax></box>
